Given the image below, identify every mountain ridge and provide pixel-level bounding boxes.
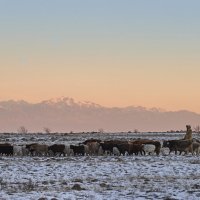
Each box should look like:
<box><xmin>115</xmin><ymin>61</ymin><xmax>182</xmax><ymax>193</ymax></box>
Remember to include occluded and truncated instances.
<box><xmin>0</xmin><ymin>97</ymin><xmax>199</xmax><ymax>132</ymax></box>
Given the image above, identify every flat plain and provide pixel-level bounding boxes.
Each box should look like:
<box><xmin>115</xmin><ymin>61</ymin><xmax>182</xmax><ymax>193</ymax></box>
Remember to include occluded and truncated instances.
<box><xmin>0</xmin><ymin>132</ymin><xmax>199</xmax><ymax>200</ymax></box>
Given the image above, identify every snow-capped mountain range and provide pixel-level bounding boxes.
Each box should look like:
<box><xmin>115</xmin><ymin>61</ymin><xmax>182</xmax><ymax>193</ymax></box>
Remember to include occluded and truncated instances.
<box><xmin>0</xmin><ymin>97</ymin><xmax>200</xmax><ymax>132</ymax></box>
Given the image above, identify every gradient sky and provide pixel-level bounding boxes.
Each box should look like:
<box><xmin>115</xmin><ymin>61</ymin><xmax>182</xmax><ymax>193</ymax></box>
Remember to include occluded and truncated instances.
<box><xmin>1</xmin><ymin>1</ymin><xmax>200</xmax><ymax>113</ymax></box>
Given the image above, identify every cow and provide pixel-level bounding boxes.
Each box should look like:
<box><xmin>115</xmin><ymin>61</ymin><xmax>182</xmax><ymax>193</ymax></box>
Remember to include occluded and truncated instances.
<box><xmin>115</xmin><ymin>142</ymin><xmax>130</xmax><ymax>155</ymax></box>
<box><xmin>29</xmin><ymin>144</ymin><xmax>49</xmax><ymax>156</ymax></box>
<box><xmin>163</xmin><ymin>139</ymin><xmax>193</xmax><ymax>155</ymax></box>
<box><xmin>99</xmin><ymin>141</ymin><xmax>144</xmax><ymax>156</ymax></box>
<box><xmin>64</xmin><ymin>145</ymin><xmax>74</xmax><ymax>156</ymax></box>
<box><xmin>192</xmin><ymin>142</ymin><xmax>200</xmax><ymax>155</ymax></box>
<box><xmin>99</xmin><ymin>140</ymin><xmax>128</xmax><ymax>155</ymax></box>
<box><xmin>22</xmin><ymin>146</ymin><xmax>29</xmax><ymax>156</ymax></box>
<box><xmin>48</xmin><ymin>144</ymin><xmax>66</xmax><ymax>156</ymax></box>
<box><xmin>192</xmin><ymin>138</ymin><xmax>200</xmax><ymax>143</ymax></box>
<box><xmin>13</xmin><ymin>145</ymin><xmax>23</xmax><ymax>156</ymax></box>
<box><xmin>143</xmin><ymin>144</ymin><xmax>156</xmax><ymax>155</ymax></box>
<box><xmin>128</xmin><ymin>143</ymin><xmax>145</xmax><ymax>155</ymax></box>
<box><xmin>99</xmin><ymin>141</ymin><xmax>114</xmax><ymax>155</ymax></box>
<box><xmin>70</xmin><ymin>145</ymin><xmax>85</xmax><ymax>156</ymax></box>
<box><xmin>86</xmin><ymin>141</ymin><xmax>100</xmax><ymax>156</ymax></box>
<box><xmin>113</xmin><ymin>147</ymin><xmax>120</xmax><ymax>156</ymax></box>
<box><xmin>25</xmin><ymin>143</ymin><xmax>38</xmax><ymax>156</ymax></box>
<box><xmin>98</xmin><ymin>146</ymin><xmax>104</xmax><ymax>156</ymax></box>
<box><xmin>132</xmin><ymin>139</ymin><xmax>161</xmax><ymax>155</ymax></box>
<box><xmin>0</xmin><ymin>143</ymin><xmax>13</xmax><ymax>156</ymax></box>
<box><xmin>160</xmin><ymin>147</ymin><xmax>170</xmax><ymax>156</ymax></box>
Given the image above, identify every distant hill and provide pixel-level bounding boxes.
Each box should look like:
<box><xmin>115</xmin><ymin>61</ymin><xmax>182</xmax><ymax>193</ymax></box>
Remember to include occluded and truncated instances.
<box><xmin>0</xmin><ymin>97</ymin><xmax>200</xmax><ymax>132</ymax></box>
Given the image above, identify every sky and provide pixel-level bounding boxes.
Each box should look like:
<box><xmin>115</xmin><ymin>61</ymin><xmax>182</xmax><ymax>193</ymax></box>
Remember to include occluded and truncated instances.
<box><xmin>0</xmin><ymin>0</ymin><xmax>200</xmax><ymax>113</ymax></box>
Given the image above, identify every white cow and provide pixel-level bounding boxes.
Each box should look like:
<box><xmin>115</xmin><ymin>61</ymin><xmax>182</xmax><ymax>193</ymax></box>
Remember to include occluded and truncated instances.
<box><xmin>143</xmin><ymin>144</ymin><xmax>155</xmax><ymax>155</ymax></box>
<box><xmin>98</xmin><ymin>146</ymin><xmax>104</xmax><ymax>156</ymax></box>
<box><xmin>192</xmin><ymin>142</ymin><xmax>200</xmax><ymax>155</ymax></box>
<box><xmin>161</xmin><ymin>147</ymin><xmax>170</xmax><ymax>156</ymax></box>
<box><xmin>64</xmin><ymin>145</ymin><xmax>74</xmax><ymax>156</ymax></box>
<box><xmin>13</xmin><ymin>145</ymin><xmax>23</xmax><ymax>156</ymax></box>
<box><xmin>113</xmin><ymin>147</ymin><xmax>120</xmax><ymax>156</ymax></box>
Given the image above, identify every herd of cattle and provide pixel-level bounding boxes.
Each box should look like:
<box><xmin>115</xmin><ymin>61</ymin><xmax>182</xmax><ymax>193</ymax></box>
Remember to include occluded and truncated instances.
<box><xmin>0</xmin><ymin>138</ymin><xmax>199</xmax><ymax>157</ymax></box>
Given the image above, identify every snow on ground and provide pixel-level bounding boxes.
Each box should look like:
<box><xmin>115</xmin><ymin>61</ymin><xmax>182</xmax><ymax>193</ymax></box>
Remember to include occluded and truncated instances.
<box><xmin>0</xmin><ymin>155</ymin><xmax>200</xmax><ymax>200</ymax></box>
<box><xmin>0</xmin><ymin>132</ymin><xmax>200</xmax><ymax>200</ymax></box>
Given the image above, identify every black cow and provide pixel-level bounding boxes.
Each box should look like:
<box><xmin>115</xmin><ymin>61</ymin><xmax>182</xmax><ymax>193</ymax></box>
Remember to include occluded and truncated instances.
<box><xmin>48</xmin><ymin>144</ymin><xmax>66</xmax><ymax>156</ymax></box>
<box><xmin>0</xmin><ymin>144</ymin><xmax>13</xmax><ymax>156</ymax></box>
<box><xmin>99</xmin><ymin>140</ymin><xmax>128</xmax><ymax>155</ymax></box>
<box><xmin>70</xmin><ymin>145</ymin><xmax>85</xmax><ymax>156</ymax></box>
<box><xmin>163</xmin><ymin>139</ymin><xmax>193</xmax><ymax>155</ymax></box>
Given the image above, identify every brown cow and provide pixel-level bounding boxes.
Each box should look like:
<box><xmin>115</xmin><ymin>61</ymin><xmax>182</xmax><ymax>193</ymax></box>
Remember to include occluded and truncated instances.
<box><xmin>25</xmin><ymin>143</ymin><xmax>38</xmax><ymax>156</ymax></box>
<box><xmin>129</xmin><ymin>143</ymin><xmax>145</xmax><ymax>155</ymax></box>
<box><xmin>86</xmin><ymin>141</ymin><xmax>100</xmax><ymax>156</ymax></box>
<box><xmin>29</xmin><ymin>144</ymin><xmax>49</xmax><ymax>156</ymax></box>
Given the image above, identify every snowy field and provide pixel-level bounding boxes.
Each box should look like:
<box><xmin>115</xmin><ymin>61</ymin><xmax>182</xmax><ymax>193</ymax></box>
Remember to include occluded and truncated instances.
<box><xmin>0</xmin><ymin>132</ymin><xmax>200</xmax><ymax>200</ymax></box>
